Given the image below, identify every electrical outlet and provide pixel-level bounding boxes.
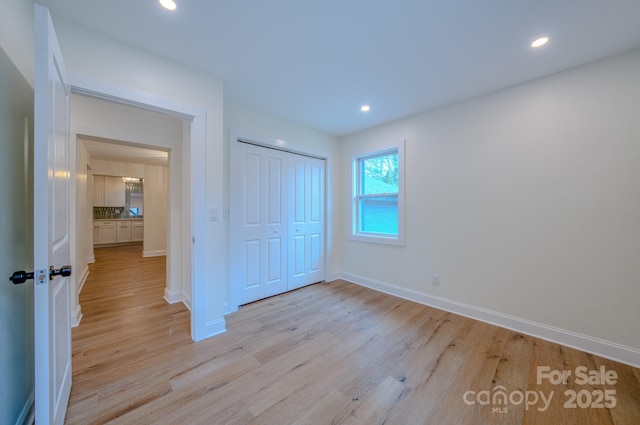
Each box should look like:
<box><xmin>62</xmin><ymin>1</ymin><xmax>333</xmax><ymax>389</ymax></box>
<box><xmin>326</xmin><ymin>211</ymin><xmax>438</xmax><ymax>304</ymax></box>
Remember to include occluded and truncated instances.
<box><xmin>431</xmin><ymin>274</ymin><xmax>440</xmax><ymax>286</ymax></box>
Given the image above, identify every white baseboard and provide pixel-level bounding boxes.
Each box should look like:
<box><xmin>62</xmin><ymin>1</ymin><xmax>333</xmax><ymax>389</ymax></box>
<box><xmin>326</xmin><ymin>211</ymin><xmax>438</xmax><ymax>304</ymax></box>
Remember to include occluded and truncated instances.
<box><xmin>326</xmin><ymin>272</ymin><xmax>342</xmax><ymax>283</ymax></box>
<box><xmin>71</xmin><ymin>266</ymin><xmax>89</xmax><ymax>327</ymax></box>
<box><xmin>336</xmin><ymin>272</ymin><xmax>640</xmax><ymax>369</ymax></box>
<box><xmin>77</xmin><ymin>265</ymin><xmax>89</xmax><ymax>295</ymax></box>
<box><xmin>70</xmin><ymin>304</ymin><xmax>83</xmax><ymax>328</ymax></box>
<box><xmin>205</xmin><ymin>317</ymin><xmax>227</xmax><ymax>338</ymax></box>
<box><xmin>87</xmin><ymin>254</ymin><xmax>95</xmax><ymax>264</ymax></box>
<box><xmin>143</xmin><ymin>249</ymin><xmax>166</xmax><ymax>258</ymax></box>
<box><xmin>164</xmin><ymin>288</ymin><xmax>183</xmax><ymax>304</ymax></box>
<box><xmin>15</xmin><ymin>390</ymin><xmax>34</xmax><ymax>425</ymax></box>
<box><xmin>183</xmin><ymin>295</ymin><xmax>192</xmax><ymax>311</ymax></box>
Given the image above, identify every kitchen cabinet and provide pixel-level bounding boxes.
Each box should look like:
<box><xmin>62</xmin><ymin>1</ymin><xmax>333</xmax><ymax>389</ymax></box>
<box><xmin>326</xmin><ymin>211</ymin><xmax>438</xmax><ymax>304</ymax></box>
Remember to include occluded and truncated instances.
<box><xmin>95</xmin><ymin>220</ymin><xmax>116</xmax><ymax>244</ymax></box>
<box><xmin>93</xmin><ymin>175</ymin><xmax>125</xmax><ymax>207</ymax></box>
<box><xmin>104</xmin><ymin>176</ymin><xmax>125</xmax><ymax>206</ymax></box>
<box><xmin>94</xmin><ymin>219</ymin><xmax>144</xmax><ymax>245</ymax></box>
<box><xmin>131</xmin><ymin>221</ymin><xmax>144</xmax><ymax>242</ymax></box>
<box><xmin>92</xmin><ymin>175</ymin><xmax>104</xmax><ymax>206</ymax></box>
<box><xmin>116</xmin><ymin>220</ymin><xmax>132</xmax><ymax>243</ymax></box>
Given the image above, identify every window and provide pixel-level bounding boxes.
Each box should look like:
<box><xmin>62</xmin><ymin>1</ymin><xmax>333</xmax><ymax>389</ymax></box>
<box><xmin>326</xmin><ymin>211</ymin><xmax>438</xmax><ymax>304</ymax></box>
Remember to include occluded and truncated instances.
<box><xmin>352</xmin><ymin>142</ymin><xmax>405</xmax><ymax>245</ymax></box>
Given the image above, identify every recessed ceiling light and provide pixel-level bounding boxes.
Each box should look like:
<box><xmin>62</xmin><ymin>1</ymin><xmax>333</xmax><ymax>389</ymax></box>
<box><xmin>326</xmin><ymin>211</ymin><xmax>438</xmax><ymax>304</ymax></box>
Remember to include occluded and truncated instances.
<box><xmin>360</xmin><ymin>105</ymin><xmax>370</xmax><ymax>112</ymax></box>
<box><xmin>531</xmin><ymin>36</ymin><xmax>549</xmax><ymax>48</ymax></box>
<box><xmin>159</xmin><ymin>0</ymin><xmax>177</xmax><ymax>11</ymax></box>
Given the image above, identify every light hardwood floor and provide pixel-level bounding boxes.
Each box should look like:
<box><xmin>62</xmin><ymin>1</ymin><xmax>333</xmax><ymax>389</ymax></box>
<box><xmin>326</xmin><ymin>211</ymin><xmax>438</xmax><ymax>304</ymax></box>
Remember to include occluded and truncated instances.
<box><xmin>66</xmin><ymin>245</ymin><xmax>640</xmax><ymax>424</ymax></box>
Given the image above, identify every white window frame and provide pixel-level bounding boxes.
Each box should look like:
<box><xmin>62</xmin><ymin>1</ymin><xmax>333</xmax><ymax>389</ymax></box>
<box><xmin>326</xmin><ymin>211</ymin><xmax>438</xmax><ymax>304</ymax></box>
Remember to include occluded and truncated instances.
<box><xmin>350</xmin><ymin>140</ymin><xmax>405</xmax><ymax>246</ymax></box>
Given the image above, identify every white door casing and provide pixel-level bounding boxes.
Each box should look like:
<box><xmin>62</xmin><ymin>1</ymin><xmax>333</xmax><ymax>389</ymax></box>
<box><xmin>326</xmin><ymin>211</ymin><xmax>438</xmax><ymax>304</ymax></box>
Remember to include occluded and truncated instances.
<box><xmin>288</xmin><ymin>153</ymin><xmax>325</xmax><ymax>290</ymax></box>
<box><xmin>34</xmin><ymin>5</ymin><xmax>72</xmax><ymax>424</ymax></box>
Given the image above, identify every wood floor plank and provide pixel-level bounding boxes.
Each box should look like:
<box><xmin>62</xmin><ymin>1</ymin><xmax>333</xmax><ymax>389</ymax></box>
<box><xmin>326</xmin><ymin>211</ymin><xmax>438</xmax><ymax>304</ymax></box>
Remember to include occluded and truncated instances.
<box><xmin>65</xmin><ymin>245</ymin><xmax>640</xmax><ymax>425</ymax></box>
<box><xmin>340</xmin><ymin>375</ymin><xmax>409</xmax><ymax>425</ymax></box>
<box><xmin>289</xmin><ymin>390</ymin><xmax>353</xmax><ymax>425</ymax></box>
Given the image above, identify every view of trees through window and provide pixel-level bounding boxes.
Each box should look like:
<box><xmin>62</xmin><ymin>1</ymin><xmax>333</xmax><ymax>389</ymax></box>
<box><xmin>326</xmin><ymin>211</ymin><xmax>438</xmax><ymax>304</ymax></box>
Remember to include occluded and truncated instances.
<box><xmin>361</xmin><ymin>153</ymin><xmax>398</xmax><ymax>194</ymax></box>
<box><xmin>357</xmin><ymin>150</ymin><xmax>399</xmax><ymax>235</ymax></box>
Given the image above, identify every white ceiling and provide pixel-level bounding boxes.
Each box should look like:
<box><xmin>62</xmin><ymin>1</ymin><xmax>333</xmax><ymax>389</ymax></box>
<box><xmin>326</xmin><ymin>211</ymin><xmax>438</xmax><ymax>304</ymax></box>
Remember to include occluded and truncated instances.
<box><xmin>38</xmin><ymin>0</ymin><xmax>640</xmax><ymax>136</ymax></box>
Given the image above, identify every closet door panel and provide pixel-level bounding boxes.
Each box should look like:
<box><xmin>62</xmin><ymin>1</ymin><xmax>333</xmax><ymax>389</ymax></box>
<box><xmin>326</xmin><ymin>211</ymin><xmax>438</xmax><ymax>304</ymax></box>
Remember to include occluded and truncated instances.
<box><xmin>233</xmin><ymin>143</ymin><xmax>288</xmax><ymax>305</ymax></box>
<box><xmin>310</xmin><ymin>163</ymin><xmax>322</xmax><ymax>223</ymax></box>
<box><xmin>266</xmin><ymin>237</ymin><xmax>283</xmax><ymax>284</ymax></box>
<box><xmin>231</xmin><ymin>140</ymin><xmax>325</xmax><ymax>306</ymax></box>
<box><xmin>244</xmin><ymin>153</ymin><xmax>261</xmax><ymax>227</ymax></box>
<box><xmin>309</xmin><ymin>233</ymin><xmax>322</xmax><ymax>273</ymax></box>
<box><xmin>266</xmin><ymin>157</ymin><xmax>283</xmax><ymax>225</ymax></box>
<box><xmin>288</xmin><ymin>153</ymin><xmax>325</xmax><ymax>290</ymax></box>
<box><xmin>292</xmin><ymin>161</ymin><xmax>306</xmax><ymax>224</ymax></box>
<box><xmin>244</xmin><ymin>239</ymin><xmax>261</xmax><ymax>290</ymax></box>
<box><xmin>292</xmin><ymin>234</ymin><xmax>306</xmax><ymax>277</ymax></box>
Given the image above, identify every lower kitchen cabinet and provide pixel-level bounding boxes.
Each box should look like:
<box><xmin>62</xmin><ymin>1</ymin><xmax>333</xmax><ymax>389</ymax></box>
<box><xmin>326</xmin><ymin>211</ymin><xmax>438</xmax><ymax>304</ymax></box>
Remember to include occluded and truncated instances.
<box><xmin>95</xmin><ymin>221</ymin><xmax>116</xmax><ymax>245</ymax></box>
<box><xmin>116</xmin><ymin>220</ymin><xmax>132</xmax><ymax>243</ymax></box>
<box><xmin>131</xmin><ymin>221</ymin><xmax>144</xmax><ymax>242</ymax></box>
<box><xmin>94</xmin><ymin>219</ymin><xmax>143</xmax><ymax>245</ymax></box>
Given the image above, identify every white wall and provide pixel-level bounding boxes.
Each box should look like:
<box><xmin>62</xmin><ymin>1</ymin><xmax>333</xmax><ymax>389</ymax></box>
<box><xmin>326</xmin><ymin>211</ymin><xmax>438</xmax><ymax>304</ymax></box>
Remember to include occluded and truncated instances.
<box><xmin>340</xmin><ymin>48</ymin><xmax>640</xmax><ymax>356</ymax></box>
<box><xmin>223</xmin><ymin>99</ymin><xmax>342</xmax><ymax>310</ymax></box>
<box><xmin>71</xmin><ymin>93</ymin><xmax>184</xmax><ymax>150</ymax></box>
<box><xmin>0</xmin><ymin>0</ymin><xmax>34</xmax><ymax>84</ymax></box>
<box><xmin>0</xmin><ymin>0</ymin><xmax>35</xmax><ymax>423</ymax></box>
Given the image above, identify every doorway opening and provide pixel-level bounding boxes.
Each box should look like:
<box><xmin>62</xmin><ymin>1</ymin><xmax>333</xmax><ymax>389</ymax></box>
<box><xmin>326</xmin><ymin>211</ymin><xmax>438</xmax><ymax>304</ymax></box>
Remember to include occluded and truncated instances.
<box><xmin>72</xmin><ymin>92</ymin><xmax>184</xmax><ymax>321</ymax></box>
<box><xmin>68</xmin><ymin>81</ymin><xmax>211</xmax><ymax>341</ymax></box>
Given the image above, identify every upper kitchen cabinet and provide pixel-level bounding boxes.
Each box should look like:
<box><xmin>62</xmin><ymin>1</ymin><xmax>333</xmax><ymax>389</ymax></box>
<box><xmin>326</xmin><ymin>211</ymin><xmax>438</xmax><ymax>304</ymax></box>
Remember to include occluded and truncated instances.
<box><xmin>93</xmin><ymin>175</ymin><xmax>125</xmax><ymax>207</ymax></box>
<box><xmin>92</xmin><ymin>175</ymin><xmax>105</xmax><ymax>206</ymax></box>
<box><xmin>104</xmin><ymin>176</ymin><xmax>125</xmax><ymax>206</ymax></box>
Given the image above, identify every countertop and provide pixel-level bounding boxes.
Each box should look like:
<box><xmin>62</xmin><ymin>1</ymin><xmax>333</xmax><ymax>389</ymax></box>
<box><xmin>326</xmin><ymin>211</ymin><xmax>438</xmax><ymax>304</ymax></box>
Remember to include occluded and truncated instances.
<box><xmin>94</xmin><ymin>217</ymin><xmax>144</xmax><ymax>221</ymax></box>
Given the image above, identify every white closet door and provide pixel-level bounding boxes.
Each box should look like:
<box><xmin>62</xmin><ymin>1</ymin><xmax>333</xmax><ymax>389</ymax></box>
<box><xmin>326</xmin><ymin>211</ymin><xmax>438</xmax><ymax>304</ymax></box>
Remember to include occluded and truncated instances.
<box><xmin>234</xmin><ymin>143</ymin><xmax>288</xmax><ymax>305</ymax></box>
<box><xmin>288</xmin><ymin>153</ymin><xmax>325</xmax><ymax>290</ymax></box>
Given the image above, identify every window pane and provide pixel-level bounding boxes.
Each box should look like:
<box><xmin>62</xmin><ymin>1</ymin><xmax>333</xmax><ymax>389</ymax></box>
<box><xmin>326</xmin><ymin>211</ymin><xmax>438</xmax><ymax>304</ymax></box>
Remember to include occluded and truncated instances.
<box><xmin>359</xmin><ymin>195</ymin><xmax>398</xmax><ymax>234</ymax></box>
<box><xmin>360</xmin><ymin>153</ymin><xmax>398</xmax><ymax>195</ymax></box>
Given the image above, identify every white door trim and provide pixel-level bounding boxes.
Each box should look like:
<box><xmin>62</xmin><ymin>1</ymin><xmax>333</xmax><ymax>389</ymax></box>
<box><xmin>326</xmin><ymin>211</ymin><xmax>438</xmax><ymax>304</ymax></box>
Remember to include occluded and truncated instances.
<box><xmin>69</xmin><ymin>74</ymin><xmax>211</xmax><ymax>341</ymax></box>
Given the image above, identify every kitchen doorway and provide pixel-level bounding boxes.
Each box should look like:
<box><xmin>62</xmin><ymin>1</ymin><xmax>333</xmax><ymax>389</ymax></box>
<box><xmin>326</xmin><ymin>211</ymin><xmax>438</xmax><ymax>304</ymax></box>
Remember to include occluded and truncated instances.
<box><xmin>69</xmin><ymin>83</ymin><xmax>209</xmax><ymax>340</ymax></box>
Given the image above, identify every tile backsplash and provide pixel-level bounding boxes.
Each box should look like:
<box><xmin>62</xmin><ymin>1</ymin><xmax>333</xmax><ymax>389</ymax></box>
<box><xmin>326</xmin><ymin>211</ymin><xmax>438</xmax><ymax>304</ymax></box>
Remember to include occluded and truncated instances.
<box><xmin>93</xmin><ymin>207</ymin><xmax>125</xmax><ymax>219</ymax></box>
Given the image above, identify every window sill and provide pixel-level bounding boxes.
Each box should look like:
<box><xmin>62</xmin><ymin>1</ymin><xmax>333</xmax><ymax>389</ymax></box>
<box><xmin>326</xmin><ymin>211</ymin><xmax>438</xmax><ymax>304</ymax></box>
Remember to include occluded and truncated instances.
<box><xmin>349</xmin><ymin>233</ymin><xmax>404</xmax><ymax>246</ymax></box>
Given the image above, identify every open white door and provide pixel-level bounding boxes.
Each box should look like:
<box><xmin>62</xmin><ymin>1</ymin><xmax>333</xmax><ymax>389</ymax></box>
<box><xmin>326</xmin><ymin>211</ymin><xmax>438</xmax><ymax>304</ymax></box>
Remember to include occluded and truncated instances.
<box><xmin>34</xmin><ymin>5</ymin><xmax>72</xmax><ymax>424</ymax></box>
